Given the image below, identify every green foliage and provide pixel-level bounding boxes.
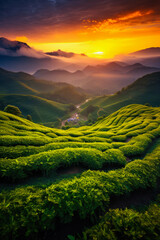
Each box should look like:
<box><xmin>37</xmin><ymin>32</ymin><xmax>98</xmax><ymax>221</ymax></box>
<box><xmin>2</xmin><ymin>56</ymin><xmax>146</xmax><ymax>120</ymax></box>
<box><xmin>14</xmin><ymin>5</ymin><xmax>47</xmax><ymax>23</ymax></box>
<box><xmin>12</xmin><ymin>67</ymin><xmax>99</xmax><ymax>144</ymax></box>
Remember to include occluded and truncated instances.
<box><xmin>1</xmin><ymin>146</ymin><xmax>160</xmax><ymax>238</ymax></box>
<box><xmin>4</xmin><ymin>104</ymin><xmax>22</xmax><ymax>116</ymax></box>
<box><xmin>104</xmin><ymin>149</ymin><xmax>127</xmax><ymax>166</ymax></box>
<box><xmin>83</xmin><ymin>201</ymin><xmax>160</xmax><ymax>240</ymax></box>
<box><xmin>0</xmin><ymin>147</ymin><xmax>126</xmax><ymax>180</ymax></box>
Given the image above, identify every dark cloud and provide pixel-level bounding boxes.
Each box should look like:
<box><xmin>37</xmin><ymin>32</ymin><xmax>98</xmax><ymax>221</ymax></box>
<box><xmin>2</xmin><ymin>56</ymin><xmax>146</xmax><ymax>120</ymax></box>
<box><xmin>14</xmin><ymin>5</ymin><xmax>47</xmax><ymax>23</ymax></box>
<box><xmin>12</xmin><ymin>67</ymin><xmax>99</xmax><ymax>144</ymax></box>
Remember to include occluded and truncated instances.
<box><xmin>0</xmin><ymin>0</ymin><xmax>160</xmax><ymax>35</ymax></box>
<box><xmin>46</xmin><ymin>49</ymin><xmax>87</xmax><ymax>58</ymax></box>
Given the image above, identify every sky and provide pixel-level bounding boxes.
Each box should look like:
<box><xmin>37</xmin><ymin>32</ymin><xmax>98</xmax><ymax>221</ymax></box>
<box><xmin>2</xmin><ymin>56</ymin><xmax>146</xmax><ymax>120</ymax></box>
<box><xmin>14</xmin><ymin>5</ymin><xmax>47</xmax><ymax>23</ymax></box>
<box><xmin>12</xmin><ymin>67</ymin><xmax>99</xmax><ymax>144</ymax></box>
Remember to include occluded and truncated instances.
<box><xmin>0</xmin><ymin>0</ymin><xmax>160</xmax><ymax>58</ymax></box>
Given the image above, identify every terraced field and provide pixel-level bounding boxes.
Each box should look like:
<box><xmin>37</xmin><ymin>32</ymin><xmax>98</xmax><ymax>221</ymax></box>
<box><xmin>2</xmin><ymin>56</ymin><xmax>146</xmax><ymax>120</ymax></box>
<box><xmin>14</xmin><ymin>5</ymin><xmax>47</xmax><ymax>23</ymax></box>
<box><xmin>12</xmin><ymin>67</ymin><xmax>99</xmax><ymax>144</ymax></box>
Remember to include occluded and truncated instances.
<box><xmin>0</xmin><ymin>104</ymin><xmax>160</xmax><ymax>239</ymax></box>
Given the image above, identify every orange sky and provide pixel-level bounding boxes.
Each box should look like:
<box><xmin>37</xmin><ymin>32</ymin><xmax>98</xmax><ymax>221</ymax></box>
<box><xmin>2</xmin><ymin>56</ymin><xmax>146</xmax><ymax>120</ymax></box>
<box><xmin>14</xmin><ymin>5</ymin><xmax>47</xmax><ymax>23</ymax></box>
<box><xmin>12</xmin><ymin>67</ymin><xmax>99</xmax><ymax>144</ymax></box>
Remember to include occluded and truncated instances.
<box><xmin>2</xmin><ymin>1</ymin><xmax>160</xmax><ymax>59</ymax></box>
<box><xmin>15</xmin><ymin>9</ymin><xmax>160</xmax><ymax>59</ymax></box>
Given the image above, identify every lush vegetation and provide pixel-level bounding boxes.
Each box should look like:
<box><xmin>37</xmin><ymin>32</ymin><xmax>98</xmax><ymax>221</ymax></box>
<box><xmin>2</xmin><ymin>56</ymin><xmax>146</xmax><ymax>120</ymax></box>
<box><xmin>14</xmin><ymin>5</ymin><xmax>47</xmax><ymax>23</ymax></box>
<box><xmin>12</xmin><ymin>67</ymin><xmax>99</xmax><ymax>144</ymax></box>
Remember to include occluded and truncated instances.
<box><xmin>0</xmin><ymin>103</ymin><xmax>160</xmax><ymax>239</ymax></box>
<box><xmin>83</xmin><ymin>195</ymin><xmax>160</xmax><ymax>240</ymax></box>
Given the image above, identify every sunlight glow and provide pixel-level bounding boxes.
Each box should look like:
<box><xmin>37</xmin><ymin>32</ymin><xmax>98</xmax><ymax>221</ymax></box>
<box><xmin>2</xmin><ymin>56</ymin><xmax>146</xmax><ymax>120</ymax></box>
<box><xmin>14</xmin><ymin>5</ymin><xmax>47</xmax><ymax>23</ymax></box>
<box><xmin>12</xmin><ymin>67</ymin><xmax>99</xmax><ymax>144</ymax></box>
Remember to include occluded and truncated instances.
<box><xmin>93</xmin><ymin>52</ymin><xmax>104</xmax><ymax>55</ymax></box>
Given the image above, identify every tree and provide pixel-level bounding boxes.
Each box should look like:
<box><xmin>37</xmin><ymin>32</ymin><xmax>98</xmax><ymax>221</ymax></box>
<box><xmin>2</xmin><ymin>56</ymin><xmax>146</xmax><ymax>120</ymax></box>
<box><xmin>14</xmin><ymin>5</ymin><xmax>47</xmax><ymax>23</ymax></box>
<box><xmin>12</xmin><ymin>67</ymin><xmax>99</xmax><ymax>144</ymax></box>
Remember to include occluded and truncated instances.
<box><xmin>4</xmin><ymin>105</ymin><xmax>22</xmax><ymax>116</ymax></box>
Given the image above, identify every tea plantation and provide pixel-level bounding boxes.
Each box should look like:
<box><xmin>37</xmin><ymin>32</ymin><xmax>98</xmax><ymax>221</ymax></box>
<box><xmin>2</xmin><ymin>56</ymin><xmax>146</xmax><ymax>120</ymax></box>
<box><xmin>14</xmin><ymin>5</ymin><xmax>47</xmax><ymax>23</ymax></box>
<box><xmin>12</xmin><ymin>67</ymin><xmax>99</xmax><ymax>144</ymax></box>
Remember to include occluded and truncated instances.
<box><xmin>0</xmin><ymin>104</ymin><xmax>160</xmax><ymax>239</ymax></box>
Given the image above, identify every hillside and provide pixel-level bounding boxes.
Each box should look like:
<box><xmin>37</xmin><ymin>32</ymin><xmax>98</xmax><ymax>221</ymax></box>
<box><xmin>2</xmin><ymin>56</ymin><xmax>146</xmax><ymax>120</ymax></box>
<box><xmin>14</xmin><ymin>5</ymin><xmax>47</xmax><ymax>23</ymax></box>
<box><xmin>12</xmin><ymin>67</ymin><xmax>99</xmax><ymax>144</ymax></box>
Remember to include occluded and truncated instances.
<box><xmin>81</xmin><ymin>72</ymin><xmax>160</xmax><ymax>119</ymax></box>
<box><xmin>40</xmin><ymin>85</ymin><xmax>86</xmax><ymax>104</ymax></box>
<box><xmin>0</xmin><ymin>94</ymin><xmax>71</xmax><ymax>123</ymax></box>
<box><xmin>0</xmin><ymin>67</ymin><xmax>87</xmax><ymax>104</ymax></box>
<box><xmin>0</xmin><ymin>104</ymin><xmax>160</xmax><ymax>239</ymax></box>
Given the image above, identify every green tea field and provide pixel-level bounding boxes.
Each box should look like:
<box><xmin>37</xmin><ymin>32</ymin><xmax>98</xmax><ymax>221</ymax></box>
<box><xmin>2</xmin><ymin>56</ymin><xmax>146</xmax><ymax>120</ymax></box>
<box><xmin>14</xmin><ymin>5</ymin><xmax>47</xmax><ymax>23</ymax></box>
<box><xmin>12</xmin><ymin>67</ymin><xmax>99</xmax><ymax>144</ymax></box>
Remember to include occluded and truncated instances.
<box><xmin>0</xmin><ymin>104</ymin><xmax>160</xmax><ymax>239</ymax></box>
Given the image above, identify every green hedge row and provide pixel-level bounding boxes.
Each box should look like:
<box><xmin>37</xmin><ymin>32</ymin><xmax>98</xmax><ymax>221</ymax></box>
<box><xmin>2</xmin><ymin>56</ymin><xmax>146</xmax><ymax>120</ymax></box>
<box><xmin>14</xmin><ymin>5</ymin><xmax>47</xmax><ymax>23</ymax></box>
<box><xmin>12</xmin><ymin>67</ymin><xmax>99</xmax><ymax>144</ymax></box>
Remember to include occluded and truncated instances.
<box><xmin>0</xmin><ymin>146</ymin><xmax>160</xmax><ymax>239</ymax></box>
<box><xmin>0</xmin><ymin>135</ymin><xmax>53</xmax><ymax>146</ymax></box>
<box><xmin>120</xmin><ymin>134</ymin><xmax>152</xmax><ymax>157</ymax></box>
<box><xmin>0</xmin><ymin>148</ymin><xmax>126</xmax><ymax>180</ymax></box>
<box><xmin>0</xmin><ymin>142</ymin><xmax>112</xmax><ymax>159</ymax></box>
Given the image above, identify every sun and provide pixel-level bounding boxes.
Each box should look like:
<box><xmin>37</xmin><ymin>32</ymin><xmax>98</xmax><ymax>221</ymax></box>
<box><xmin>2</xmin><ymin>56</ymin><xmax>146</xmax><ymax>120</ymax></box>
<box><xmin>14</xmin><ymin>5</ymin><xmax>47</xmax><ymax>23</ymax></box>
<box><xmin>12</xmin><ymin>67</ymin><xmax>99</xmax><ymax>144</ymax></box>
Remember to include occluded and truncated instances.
<box><xmin>91</xmin><ymin>51</ymin><xmax>105</xmax><ymax>58</ymax></box>
<box><xmin>93</xmin><ymin>51</ymin><xmax>104</xmax><ymax>55</ymax></box>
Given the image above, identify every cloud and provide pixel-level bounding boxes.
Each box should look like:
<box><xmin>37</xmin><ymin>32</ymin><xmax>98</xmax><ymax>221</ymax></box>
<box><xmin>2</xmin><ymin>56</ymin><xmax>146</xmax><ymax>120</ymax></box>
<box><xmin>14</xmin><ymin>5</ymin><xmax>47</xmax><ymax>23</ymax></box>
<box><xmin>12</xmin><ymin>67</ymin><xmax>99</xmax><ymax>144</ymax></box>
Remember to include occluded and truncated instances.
<box><xmin>46</xmin><ymin>49</ymin><xmax>87</xmax><ymax>58</ymax></box>
<box><xmin>82</xmin><ymin>9</ymin><xmax>157</xmax><ymax>33</ymax></box>
<box><xmin>0</xmin><ymin>37</ymin><xmax>48</xmax><ymax>58</ymax></box>
<box><xmin>0</xmin><ymin>0</ymin><xmax>159</xmax><ymax>39</ymax></box>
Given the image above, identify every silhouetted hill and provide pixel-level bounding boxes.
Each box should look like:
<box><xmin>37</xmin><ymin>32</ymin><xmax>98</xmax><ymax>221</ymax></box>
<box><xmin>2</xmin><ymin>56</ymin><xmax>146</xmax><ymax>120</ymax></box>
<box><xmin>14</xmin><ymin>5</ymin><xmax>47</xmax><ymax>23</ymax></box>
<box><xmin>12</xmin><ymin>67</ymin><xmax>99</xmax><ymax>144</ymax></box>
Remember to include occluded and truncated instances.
<box><xmin>34</xmin><ymin>69</ymin><xmax>85</xmax><ymax>85</ymax></box>
<box><xmin>41</xmin><ymin>85</ymin><xmax>86</xmax><ymax>104</ymax></box>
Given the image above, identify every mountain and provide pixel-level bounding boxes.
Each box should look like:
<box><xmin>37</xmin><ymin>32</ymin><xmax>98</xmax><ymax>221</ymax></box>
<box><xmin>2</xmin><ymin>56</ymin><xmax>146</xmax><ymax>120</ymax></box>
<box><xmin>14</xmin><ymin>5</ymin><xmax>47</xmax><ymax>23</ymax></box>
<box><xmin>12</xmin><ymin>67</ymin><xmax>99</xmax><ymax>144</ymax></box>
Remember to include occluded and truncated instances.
<box><xmin>34</xmin><ymin>69</ymin><xmax>85</xmax><ymax>85</ymax></box>
<box><xmin>0</xmin><ymin>37</ymin><xmax>31</xmax><ymax>53</ymax></box>
<box><xmin>0</xmin><ymin>37</ymin><xmax>66</xmax><ymax>73</ymax></box>
<box><xmin>84</xmin><ymin>62</ymin><xmax>125</xmax><ymax>74</ymax></box>
<box><xmin>80</xmin><ymin>71</ymin><xmax>160</xmax><ymax>119</ymax></box>
<box><xmin>84</xmin><ymin>62</ymin><xmax>159</xmax><ymax>75</ymax></box>
<box><xmin>0</xmin><ymin>94</ymin><xmax>70</xmax><ymax>123</ymax></box>
<box><xmin>130</xmin><ymin>47</ymin><xmax>160</xmax><ymax>57</ymax></box>
<box><xmin>117</xmin><ymin>47</ymin><xmax>160</xmax><ymax>68</ymax></box>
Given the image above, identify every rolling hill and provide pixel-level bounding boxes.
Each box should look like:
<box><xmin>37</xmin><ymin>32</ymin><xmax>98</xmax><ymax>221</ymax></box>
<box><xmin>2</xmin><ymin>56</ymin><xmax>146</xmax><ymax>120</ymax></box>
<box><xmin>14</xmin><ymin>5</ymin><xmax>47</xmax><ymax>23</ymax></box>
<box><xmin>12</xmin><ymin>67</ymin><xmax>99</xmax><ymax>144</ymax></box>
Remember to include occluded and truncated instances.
<box><xmin>81</xmin><ymin>71</ymin><xmax>160</xmax><ymax>119</ymax></box>
<box><xmin>0</xmin><ymin>94</ymin><xmax>71</xmax><ymax>123</ymax></box>
<box><xmin>0</xmin><ymin>67</ymin><xmax>87</xmax><ymax>104</ymax></box>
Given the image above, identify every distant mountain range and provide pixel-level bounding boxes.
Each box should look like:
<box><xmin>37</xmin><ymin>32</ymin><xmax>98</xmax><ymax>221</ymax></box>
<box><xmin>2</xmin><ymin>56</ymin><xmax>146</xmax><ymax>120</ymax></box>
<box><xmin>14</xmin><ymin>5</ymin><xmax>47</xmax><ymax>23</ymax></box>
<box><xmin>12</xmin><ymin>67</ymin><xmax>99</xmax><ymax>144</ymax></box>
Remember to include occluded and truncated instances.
<box><xmin>81</xmin><ymin>71</ymin><xmax>160</xmax><ymax>120</ymax></box>
<box><xmin>34</xmin><ymin>62</ymin><xmax>160</xmax><ymax>95</ymax></box>
<box><xmin>1</xmin><ymin>37</ymin><xmax>160</xmax><ymax>96</ymax></box>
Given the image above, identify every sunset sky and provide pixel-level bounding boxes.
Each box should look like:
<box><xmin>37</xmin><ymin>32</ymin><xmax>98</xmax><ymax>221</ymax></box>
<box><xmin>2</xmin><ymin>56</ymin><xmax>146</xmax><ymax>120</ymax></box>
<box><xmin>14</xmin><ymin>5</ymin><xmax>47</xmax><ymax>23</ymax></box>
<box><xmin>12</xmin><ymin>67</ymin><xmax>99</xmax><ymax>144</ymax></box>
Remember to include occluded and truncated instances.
<box><xmin>0</xmin><ymin>0</ymin><xmax>160</xmax><ymax>58</ymax></box>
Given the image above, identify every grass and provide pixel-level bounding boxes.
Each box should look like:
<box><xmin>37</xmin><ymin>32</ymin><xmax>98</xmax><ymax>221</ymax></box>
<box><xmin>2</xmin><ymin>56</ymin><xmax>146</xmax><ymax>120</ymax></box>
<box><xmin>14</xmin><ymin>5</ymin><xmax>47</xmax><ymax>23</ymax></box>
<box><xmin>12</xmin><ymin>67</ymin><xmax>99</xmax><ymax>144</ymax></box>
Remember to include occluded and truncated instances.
<box><xmin>0</xmin><ymin>103</ymin><xmax>160</xmax><ymax>239</ymax></box>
